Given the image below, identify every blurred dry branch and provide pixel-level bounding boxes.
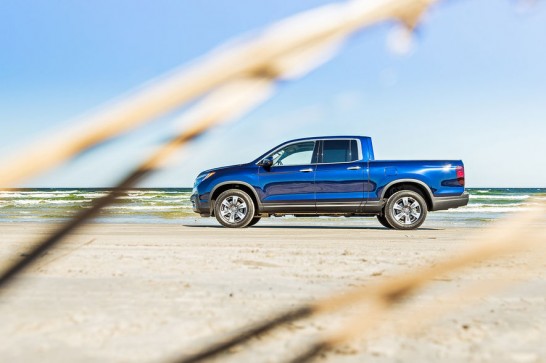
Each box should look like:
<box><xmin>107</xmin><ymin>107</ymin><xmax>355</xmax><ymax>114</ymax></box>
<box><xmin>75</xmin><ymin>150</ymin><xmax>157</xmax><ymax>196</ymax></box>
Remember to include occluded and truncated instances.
<box><xmin>0</xmin><ymin>0</ymin><xmax>438</xmax><ymax>288</ymax></box>
<box><xmin>174</xmin><ymin>202</ymin><xmax>546</xmax><ymax>363</ymax></box>
<box><xmin>291</xmin><ymin>206</ymin><xmax>546</xmax><ymax>362</ymax></box>
<box><xmin>0</xmin><ymin>78</ymin><xmax>274</xmax><ymax>289</ymax></box>
<box><xmin>0</xmin><ymin>0</ymin><xmax>435</xmax><ymax>186</ymax></box>
<box><xmin>0</xmin><ymin>0</ymin><xmax>544</xmax><ymax>362</ymax></box>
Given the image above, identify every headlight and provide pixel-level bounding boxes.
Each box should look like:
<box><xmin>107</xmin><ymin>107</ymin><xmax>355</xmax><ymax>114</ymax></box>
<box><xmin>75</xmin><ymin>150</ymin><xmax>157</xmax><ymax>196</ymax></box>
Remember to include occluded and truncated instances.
<box><xmin>203</xmin><ymin>171</ymin><xmax>215</xmax><ymax>181</ymax></box>
<box><xmin>195</xmin><ymin>171</ymin><xmax>216</xmax><ymax>187</ymax></box>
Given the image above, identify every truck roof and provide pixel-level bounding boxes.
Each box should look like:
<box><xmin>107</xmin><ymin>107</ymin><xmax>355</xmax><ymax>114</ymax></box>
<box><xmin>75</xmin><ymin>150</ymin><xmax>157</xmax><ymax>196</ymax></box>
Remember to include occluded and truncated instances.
<box><xmin>285</xmin><ymin>135</ymin><xmax>371</xmax><ymax>143</ymax></box>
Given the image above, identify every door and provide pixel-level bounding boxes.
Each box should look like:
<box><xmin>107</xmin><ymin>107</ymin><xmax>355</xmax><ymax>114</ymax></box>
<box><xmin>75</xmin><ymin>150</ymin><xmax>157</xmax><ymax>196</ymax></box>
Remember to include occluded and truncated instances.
<box><xmin>315</xmin><ymin>139</ymin><xmax>366</xmax><ymax>213</ymax></box>
<box><xmin>258</xmin><ymin>140</ymin><xmax>319</xmax><ymax>213</ymax></box>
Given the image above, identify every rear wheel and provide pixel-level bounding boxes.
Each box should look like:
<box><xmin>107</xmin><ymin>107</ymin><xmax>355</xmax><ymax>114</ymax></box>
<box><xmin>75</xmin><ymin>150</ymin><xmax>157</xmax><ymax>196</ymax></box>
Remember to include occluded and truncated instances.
<box><xmin>384</xmin><ymin>190</ymin><xmax>427</xmax><ymax>230</ymax></box>
<box><xmin>376</xmin><ymin>214</ymin><xmax>394</xmax><ymax>229</ymax></box>
<box><xmin>214</xmin><ymin>189</ymin><xmax>256</xmax><ymax>228</ymax></box>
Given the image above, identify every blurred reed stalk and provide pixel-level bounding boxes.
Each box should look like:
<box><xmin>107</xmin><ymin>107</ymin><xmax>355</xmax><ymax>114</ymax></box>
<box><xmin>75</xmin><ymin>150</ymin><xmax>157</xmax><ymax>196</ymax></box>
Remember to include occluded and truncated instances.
<box><xmin>0</xmin><ymin>0</ymin><xmax>436</xmax><ymax>289</ymax></box>
<box><xmin>1</xmin><ymin>0</ymin><xmax>544</xmax><ymax>362</ymax></box>
<box><xmin>173</xmin><ymin>202</ymin><xmax>545</xmax><ymax>363</ymax></box>
<box><xmin>0</xmin><ymin>0</ymin><xmax>435</xmax><ymax>187</ymax></box>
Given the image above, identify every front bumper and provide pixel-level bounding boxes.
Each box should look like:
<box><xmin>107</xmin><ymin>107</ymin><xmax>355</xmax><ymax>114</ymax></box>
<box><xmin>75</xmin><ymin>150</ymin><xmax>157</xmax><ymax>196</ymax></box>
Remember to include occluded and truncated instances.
<box><xmin>431</xmin><ymin>191</ymin><xmax>469</xmax><ymax>211</ymax></box>
<box><xmin>191</xmin><ymin>192</ymin><xmax>211</xmax><ymax>216</ymax></box>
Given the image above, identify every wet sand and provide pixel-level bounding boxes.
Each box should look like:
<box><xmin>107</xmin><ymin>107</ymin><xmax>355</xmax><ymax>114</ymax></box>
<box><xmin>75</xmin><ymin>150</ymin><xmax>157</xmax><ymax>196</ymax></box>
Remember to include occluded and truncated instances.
<box><xmin>0</xmin><ymin>220</ymin><xmax>544</xmax><ymax>362</ymax></box>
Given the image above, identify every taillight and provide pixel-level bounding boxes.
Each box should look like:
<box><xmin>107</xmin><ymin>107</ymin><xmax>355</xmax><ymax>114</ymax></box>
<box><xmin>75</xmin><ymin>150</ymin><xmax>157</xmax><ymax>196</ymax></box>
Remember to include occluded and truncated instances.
<box><xmin>456</xmin><ymin>165</ymin><xmax>465</xmax><ymax>186</ymax></box>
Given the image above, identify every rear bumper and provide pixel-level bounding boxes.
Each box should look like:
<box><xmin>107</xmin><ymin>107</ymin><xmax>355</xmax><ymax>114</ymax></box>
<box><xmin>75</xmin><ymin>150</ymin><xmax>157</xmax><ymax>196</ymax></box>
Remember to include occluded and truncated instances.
<box><xmin>431</xmin><ymin>191</ymin><xmax>469</xmax><ymax>211</ymax></box>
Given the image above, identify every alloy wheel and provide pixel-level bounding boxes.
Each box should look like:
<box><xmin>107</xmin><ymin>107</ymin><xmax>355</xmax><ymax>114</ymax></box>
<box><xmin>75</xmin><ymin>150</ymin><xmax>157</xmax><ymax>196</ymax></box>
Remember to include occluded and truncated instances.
<box><xmin>392</xmin><ymin>196</ymin><xmax>422</xmax><ymax>225</ymax></box>
<box><xmin>219</xmin><ymin>195</ymin><xmax>248</xmax><ymax>224</ymax></box>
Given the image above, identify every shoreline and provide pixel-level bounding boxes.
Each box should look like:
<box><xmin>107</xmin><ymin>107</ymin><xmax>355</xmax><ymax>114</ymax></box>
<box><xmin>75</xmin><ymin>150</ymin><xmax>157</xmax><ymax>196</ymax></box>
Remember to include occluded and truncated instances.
<box><xmin>1</xmin><ymin>187</ymin><xmax>542</xmax><ymax>226</ymax></box>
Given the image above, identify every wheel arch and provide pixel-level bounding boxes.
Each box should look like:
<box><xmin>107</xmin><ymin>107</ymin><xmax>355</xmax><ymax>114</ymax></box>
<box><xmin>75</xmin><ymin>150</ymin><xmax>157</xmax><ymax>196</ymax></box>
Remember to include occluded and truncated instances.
<box><xmin>210</xmin><ymin>181</ymin><xmax>261</xmax><ymax>216</ymax></box>
<box><xmin>381</xmin><ymin>179</ymin><xmax>433</xmax><ymax>211</ymax></box>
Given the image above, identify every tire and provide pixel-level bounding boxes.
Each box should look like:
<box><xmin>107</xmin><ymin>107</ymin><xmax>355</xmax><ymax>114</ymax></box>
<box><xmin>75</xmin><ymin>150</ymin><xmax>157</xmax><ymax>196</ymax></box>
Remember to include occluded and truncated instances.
<box><xmin>376</xmin><ymin>214</ymin><xmax>394</xmax><ymax>229</ymax></box>
<box><xmin>214</xmin><ymin>189</ymin><xmax>256</xmax><ymax>228</ymax></box>
<box><xmin>384</xmin><ymin>190</ymin><xmax>427</xmax><ymax>230</ymax></box>
<box><xmin>247</xmin><ymin>217</ymin><xmax>261</xmax><ymax>227</ymax></box>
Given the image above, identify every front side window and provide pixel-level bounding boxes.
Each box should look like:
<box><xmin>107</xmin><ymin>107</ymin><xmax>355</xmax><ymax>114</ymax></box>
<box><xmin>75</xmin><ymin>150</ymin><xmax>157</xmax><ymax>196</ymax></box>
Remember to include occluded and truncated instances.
<box><xmin>321</xmin><ymin>140</ymin><xmax>359</xmax><ymax>163</ymax></box>
<box><xmin>269</xmin><ymin>141</ymin><xmax>315</xmax><ymax>166</ymax></box>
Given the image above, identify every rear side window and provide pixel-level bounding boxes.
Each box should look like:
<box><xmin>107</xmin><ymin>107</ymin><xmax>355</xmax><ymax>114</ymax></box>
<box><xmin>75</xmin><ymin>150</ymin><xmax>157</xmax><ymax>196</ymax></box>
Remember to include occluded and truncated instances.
<box><xmin>321</xmin><ymin>140</ymin><xmax>359</xmax><ymax>163</ymax></box>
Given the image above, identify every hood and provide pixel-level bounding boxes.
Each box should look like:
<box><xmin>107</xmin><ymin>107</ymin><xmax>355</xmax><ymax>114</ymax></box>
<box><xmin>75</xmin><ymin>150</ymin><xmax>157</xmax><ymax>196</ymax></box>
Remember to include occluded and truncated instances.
<box><xmin>198</xmin><ymin>163</ymin><xmax>247</xmax><ymax>176</ymax></box>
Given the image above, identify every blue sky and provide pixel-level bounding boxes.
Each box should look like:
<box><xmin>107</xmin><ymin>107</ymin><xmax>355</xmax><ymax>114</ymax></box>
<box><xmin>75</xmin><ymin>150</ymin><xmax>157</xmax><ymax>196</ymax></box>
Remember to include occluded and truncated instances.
<box><xmin>1</xmin><ymin>0</ymin><xmax>545</xmax><ymax>187</ymax></box>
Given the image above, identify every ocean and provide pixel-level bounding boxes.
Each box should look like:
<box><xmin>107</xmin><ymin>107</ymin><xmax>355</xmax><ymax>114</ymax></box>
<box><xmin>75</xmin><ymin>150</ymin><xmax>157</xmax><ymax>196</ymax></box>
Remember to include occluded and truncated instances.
<box><xmin>0</xmin><ymin>188</ymin><xmax>544</xmax><ymax>226</ymax></box>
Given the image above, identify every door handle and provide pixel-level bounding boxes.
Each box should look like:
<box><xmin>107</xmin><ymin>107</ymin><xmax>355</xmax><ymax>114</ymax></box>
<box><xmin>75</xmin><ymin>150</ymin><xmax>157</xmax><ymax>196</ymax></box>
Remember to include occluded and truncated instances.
<box><xmin>299</xmin><ymin>168</ymin><xmax>313</xmax><ymax>172</ymax></box>
<box><xmin>347</xmin><ymin>166</ymin><xmax>361</xmax><ymax>170</ymax></box>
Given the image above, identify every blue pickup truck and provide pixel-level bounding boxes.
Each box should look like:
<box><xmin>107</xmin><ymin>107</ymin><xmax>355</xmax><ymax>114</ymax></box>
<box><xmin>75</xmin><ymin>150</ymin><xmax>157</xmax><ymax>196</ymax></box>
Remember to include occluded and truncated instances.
<box><xmin>191</xmin><ymin>136</ymin><xmax>469</xmax><ymax>230</ymax></box>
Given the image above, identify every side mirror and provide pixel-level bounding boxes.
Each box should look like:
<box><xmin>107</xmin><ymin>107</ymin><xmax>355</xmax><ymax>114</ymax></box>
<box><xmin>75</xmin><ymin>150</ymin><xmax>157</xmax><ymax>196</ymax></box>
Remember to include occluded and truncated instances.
<box><xmin>259</xmin><ymin>157</ymin><xmax>273</xmax><ymax>170</ymax></box>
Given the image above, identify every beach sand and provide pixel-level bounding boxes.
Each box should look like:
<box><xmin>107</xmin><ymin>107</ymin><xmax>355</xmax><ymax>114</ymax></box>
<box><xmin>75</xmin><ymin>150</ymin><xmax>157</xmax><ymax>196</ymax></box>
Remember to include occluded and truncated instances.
<box><xmin>0</xmin><ymin>220</ymin><xmax>544</xmax><ymax>362</ymax></box>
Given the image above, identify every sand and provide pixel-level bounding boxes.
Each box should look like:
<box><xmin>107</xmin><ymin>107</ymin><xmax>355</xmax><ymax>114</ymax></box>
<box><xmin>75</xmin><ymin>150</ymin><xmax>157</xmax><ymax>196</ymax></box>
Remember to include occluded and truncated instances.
<box><xmin>0</xmin><ymin>219</ymin><xmax>545</xmax><ymax>363</ymax></box>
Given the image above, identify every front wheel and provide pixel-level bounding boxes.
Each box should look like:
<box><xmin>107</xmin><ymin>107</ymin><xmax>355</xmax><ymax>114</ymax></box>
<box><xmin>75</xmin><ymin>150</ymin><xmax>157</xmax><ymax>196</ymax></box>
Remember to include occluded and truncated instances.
<box><xmin>384</xmin><ymin>190</ymin><xmax>427</xmax><ymax>230</ymax></box>
<box><xmin>214</xmin><ymin>189</ymin><xmax>256</xmax><ymax>228</ymax></box>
